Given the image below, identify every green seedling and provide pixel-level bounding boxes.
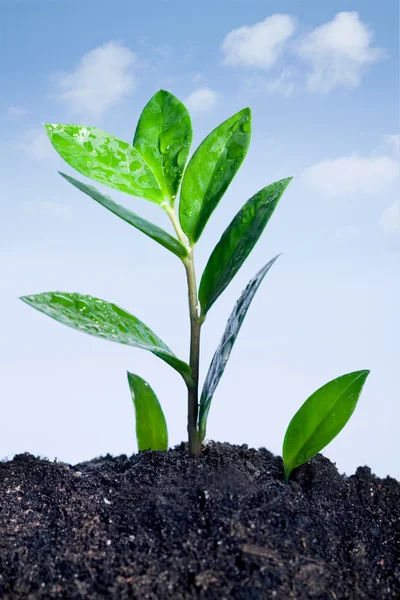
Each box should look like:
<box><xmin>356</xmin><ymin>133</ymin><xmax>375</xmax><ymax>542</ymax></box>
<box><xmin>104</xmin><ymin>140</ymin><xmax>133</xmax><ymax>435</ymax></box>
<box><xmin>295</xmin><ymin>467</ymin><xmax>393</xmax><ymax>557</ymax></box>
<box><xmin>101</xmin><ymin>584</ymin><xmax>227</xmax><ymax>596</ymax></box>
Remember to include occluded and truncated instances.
<box><xmin>21</xmin><ymin>90</ymin><xmax>369</xmax><ymax>476</ymax></box>
<box><xmin>283</xmin><ymin>370</ymin><xmax>370</xmax><ymax>481</ymax></box>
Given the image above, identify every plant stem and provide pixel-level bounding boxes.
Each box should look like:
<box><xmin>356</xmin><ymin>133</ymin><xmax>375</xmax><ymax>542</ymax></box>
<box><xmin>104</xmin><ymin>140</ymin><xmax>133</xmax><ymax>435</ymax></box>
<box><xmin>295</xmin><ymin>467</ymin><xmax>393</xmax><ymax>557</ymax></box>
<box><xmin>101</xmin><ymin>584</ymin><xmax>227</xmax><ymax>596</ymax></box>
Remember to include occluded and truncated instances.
<box><xmin>165</xmin><ymin>206</ymin><xmax>203</xmax><ymax>455</ymax></box>
<box><xmin>185</xmin><ymin>256</ymin><xmax>202</xmax><ymax>455</ymax></box>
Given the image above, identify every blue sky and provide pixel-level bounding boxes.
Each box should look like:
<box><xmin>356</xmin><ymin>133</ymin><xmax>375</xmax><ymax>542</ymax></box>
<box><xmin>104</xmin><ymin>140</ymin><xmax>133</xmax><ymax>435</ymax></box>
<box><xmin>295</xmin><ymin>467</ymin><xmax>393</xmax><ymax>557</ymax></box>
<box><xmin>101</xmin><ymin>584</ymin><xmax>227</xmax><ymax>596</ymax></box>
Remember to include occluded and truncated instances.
<box><xmin>1</xmin><ymin>0</ymin><xmax>399</xmax><ymax>477</ymax></box>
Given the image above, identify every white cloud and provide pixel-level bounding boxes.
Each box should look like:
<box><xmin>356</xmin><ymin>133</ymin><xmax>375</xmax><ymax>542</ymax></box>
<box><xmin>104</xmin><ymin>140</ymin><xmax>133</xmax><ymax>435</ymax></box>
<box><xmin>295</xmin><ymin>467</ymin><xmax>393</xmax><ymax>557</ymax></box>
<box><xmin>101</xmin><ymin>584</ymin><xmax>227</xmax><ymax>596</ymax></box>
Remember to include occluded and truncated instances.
<box><xmin>54</xmin><ymin>41</ymin><xmax>136</xmax><ymax>119</ymax></box>
<box><xmin>8</xmin><ymin>105</ymin><xmax>27</xmax><ymax>117</ymax></box>
<box><xmin>24</xmin><ymin>201</ymin><xmax>73</xmax><ymax>219</ymax></box>
<box><xmin>185</xmin><ymin>87</ymin><xmax>219</xmax><ymax>113</ymax></box>
<box><xmin>303</xmin><ymin>155</ymin><xmax>399</xmax><ymax>197</ymax></box>
<box><xmin>380</xmin><ymin>200</ymin><xmax>400</xmax><ymax>234</ymax></box>
<box><xmin>16</xmin><ymin>129</ymin><xmax>54</xmax><ymax>161</ymax></box>
<box><xmin>296</xmin><ymin>12</ymin><xmax>385</xmax><ymax>93</ymax></box>
<box><xmin>221</xmin><ymin>14</ymin><xmax>296</xmax><ymax>69</ymax></box>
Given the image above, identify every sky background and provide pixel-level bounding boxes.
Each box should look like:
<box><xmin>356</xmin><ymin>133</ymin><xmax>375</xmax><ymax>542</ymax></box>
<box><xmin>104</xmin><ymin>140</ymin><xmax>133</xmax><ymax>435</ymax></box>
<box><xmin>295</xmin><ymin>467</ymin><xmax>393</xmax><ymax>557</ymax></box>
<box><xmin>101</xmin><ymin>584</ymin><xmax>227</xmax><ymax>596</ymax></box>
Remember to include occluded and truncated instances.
<box><xmin>1</xmin><ymin>0</ymin><xmax>399</xmax><ymax>478</ymax></box>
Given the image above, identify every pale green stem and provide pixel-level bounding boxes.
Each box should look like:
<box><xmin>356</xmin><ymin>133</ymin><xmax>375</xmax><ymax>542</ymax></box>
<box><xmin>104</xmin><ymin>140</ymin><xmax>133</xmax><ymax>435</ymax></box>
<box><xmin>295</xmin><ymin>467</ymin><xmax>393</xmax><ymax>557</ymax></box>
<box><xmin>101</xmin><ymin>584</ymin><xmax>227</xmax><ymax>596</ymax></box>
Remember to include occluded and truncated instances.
<box><xmin>165</xmin><ymin>205</ymin><xmax>203</xmax><ymax>455</ymax></box>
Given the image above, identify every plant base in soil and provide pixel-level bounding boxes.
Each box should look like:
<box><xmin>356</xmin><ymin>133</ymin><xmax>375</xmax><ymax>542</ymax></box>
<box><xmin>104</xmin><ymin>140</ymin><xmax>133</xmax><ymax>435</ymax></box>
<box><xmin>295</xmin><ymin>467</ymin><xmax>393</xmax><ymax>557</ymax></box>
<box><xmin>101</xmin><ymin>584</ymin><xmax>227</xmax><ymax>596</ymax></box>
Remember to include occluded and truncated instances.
<box><xmin>0</xmin><ymin>442</ymin><xmax>399</xmax><ymax>599</ymax></box>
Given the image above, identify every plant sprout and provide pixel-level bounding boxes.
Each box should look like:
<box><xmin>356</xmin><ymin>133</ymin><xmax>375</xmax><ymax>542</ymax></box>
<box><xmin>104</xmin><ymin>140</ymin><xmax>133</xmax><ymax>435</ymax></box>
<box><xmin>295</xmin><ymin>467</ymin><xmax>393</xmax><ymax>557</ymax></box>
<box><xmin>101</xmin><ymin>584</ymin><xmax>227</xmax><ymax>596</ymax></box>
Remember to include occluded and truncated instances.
<box><xmin>21</xmin><ymin>90</ymin><xmax>369</xmax><ymax>477</ymax></box>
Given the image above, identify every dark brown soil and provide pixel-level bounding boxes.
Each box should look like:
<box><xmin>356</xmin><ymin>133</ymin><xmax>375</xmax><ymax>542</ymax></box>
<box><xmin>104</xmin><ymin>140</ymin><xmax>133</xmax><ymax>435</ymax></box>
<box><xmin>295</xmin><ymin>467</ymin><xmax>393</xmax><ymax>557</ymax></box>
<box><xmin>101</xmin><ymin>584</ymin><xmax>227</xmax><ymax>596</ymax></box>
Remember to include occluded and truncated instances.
<box><xmin>0</xmin><ymin>442</ymin><xmax>399</xmax><ymax>599</ymax></box>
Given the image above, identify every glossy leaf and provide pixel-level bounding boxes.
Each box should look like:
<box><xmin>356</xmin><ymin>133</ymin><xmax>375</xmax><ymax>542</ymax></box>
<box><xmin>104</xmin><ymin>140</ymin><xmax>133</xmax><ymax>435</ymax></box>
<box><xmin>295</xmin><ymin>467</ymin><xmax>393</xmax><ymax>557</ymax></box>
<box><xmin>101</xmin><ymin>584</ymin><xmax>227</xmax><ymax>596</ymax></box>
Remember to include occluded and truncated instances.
<box><xmin>179</xmin><ymin>108</ymin><xmax>251</xmax><ymax>243</ymax></box>
<box><xmin>20</xmin><ymin>292</ymin><xmax>193</xmax><ymax>384</ymax></box>
<box><xmin>198</xmin><ymin>256</ymin><xmax>280</xmax><ymax>440</ymax></box>
<box><xmin>133</xmin><ymin>90</ymin><xmax>192</xmax><ymax>202</ymax></box>
<box><xmin>283</xmin><ymin>370</ymin><xmax>370</xmax><ymax>481</ymax></box>
<box><xmin>45</xmin><ymin>124</ymin><xmax>164</xmax><ymax>205</ymax></box>
<box><xmin>127</xmin><ymin>373</ymin><xmax>168</xmax><ymax>451</ymax></box>
<box><xmin>59</xmin><ymin>173</ymin><xmax>187</xmax><ymax>259</ymax></box>
<box><xmin>199</xmin><ymin>177</ymin><xmax>292</xmax><ymax>316</ymax></box>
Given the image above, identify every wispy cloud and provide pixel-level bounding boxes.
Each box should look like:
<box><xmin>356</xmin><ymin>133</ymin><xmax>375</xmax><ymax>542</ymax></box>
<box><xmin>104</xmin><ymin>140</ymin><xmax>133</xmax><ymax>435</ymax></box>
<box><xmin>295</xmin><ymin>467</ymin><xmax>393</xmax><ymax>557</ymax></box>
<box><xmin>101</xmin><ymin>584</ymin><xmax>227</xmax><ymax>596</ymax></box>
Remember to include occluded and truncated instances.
<box><xmin>263</xmin><ymin>68</ymin><xmax>297</xmax><ymax>96</ymax></box>
<box><xmin>380</xmin><ymin>200</ymin><xmax>400</xmax><ymax>234</ymax></box>
<box><xmin>295</xmin><ymin>12</ymin><xmax>385</xmax><ymax>93</ymax></box>
<box><xmin>8</xmin><ymin>105</ymin><xmax>27</xmax><ymax>117</ymax></box>
<box><xmin>23</xmin><ymin>201</ymin><xmax>73</xmax><ymax>219</ymax></box>
<box><xmin>191</xmin><ymin>72</ymin><xmax>204</xmax><ymax>85</ymax></box>
<box><xmin>383</xmin><ymin>134</ymin><xmax>400</xmax><ymax>155</ymax></box>
<box><xmin>185</xmin><ymin>87</ymin><xmax>219</xmax><ymax>113</ymax></box>
<box><xmin>16</xmin><ymin>129</ymin><xmax>54</xmax><ymax>161</ymax></box>
<box><xmin>221</xmin><ymin>14</ymin><xmax>297</xmax><ymax>69</ymax></box>
<box><xmin>302</xmin><ymin>154</ymin><xmax>399</xmax><ymax>197</ymax></box>
<box><xmin>53</xmin><ymin>41</ymin><xmax>136</xmax><ymax>119</ymax></box>
<box><xmin>303</xmin><ymin>136</ymin><xmax>399</xmax><ymax>234</ymax></box>
<box><xmin>335</xmin><ymin>225</ymin><xmax>362</xmax><ymax>240</ymax></box>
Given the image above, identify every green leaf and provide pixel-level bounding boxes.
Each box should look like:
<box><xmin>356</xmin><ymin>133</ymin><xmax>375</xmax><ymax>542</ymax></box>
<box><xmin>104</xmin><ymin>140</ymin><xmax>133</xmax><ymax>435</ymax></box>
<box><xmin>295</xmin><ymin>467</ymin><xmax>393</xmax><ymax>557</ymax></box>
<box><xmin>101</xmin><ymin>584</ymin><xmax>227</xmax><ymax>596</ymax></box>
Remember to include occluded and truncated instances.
<box><xmin>198</xmin><ymin>256</ymin><xmax>280</xmax><ymax>440</ymax></box>
<box><xmin>127</xmin><ymin>373</ymin><xmax>168</xmax><ymax>451</ymax></box>
<box><xmin>199</xmin><ymin>177</ymin><xmax>292</xmax><ymax>316</ymax></box>
<box><xmin>20</xmin><ymin>292</ymin><xmax>193</xmax><ymax>384</ymax></box>
<box><xmin>179</xmin><ymin>108</ymin><xmax>251</xmax><ymax>243</ymax></box>
<box><xmin>45</xmin><ymin>124</ymin><xmax>164</xmax><ymax>205</ymax></box>
<box><xmin>133</xmin><ymin>90</ymin><xmax>192</xmax><ymax>202</ymax></box>
<box><xmin>283</xmin><ymin>370</ymin><xmax>370</xmax><ymax>481</ymax></box>
<box><xmin>59</xmin><ymin>173</ymin><xmax>187</xmax><ymax>259</ymax></box>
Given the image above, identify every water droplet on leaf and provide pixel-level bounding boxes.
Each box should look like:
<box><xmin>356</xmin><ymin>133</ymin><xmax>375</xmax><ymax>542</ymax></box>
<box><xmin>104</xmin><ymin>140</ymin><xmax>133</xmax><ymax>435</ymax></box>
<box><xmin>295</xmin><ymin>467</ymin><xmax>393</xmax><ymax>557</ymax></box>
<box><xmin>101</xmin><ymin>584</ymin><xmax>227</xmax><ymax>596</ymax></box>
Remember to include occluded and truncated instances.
<box><xmin>227</xmin><ymin>142</ymin><xmax>243</xmax><ymax>160</ymax></box>
<box><xmin>177</xmin><ymin>148</ymin><xmax>187</xmax><ymax>168</ymax></box>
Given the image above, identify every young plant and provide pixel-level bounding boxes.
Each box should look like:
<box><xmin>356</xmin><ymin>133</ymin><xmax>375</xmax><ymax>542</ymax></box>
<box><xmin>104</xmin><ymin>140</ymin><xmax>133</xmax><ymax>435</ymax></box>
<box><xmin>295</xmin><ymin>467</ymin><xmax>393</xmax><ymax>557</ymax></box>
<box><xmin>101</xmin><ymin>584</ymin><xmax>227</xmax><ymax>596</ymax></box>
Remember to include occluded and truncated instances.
<box><xmin>21</xmin><ymin>90</ymin><xmax>369</xmax><ymax>475</ymax></box>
